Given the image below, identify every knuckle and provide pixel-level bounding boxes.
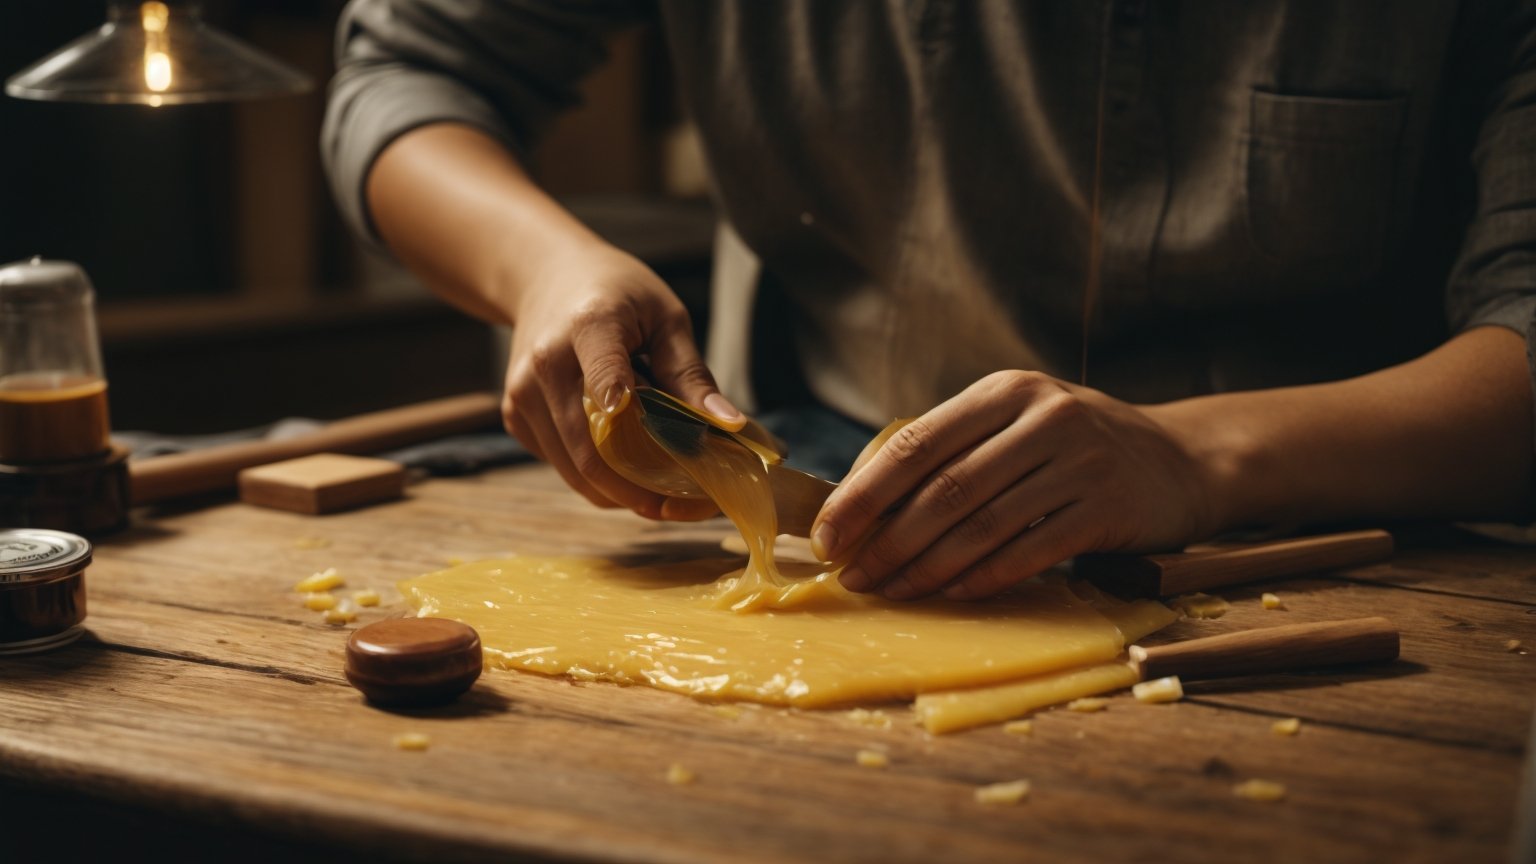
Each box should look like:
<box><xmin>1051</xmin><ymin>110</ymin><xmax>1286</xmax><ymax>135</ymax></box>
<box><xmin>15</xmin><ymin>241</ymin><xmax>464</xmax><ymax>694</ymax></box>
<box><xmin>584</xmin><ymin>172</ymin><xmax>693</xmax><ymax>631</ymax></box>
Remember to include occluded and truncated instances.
<box><xmin>506</xmin><ymin>360</ymin><xmax>536</xmax><ymax>394</ymax></box>
<box><xmin>861</xmin><ymin>530</ymin><xmax>908</xmax><ymax>572</ymax></box>
<box><xmin>667</xmin><ymin>358</ymin><xmax>714</xmax><ymax>392</ymax></box>
<box><xmin>896</xmin><ymin>558</ymin><xmax>943</xmax><ymax>593</ymax></box>
<box><xmin>991</xmin><ymin>369</ymin><xmax>1044</xmax><ymax>401</ymax></box>
<box><xmin>529</xmin><ymin>340</ymin><xmax>566</xmax><ymax>379</ymax></box>
<box><xmin>962</xmin><ymin>553</ymin><xmax>1028</xmax><ymax>597</ymax></box>
<box><xmin>921</xmin><ymin>468</ymin><xmax>971</xmax><ymax>515</ymax></box>
<box><xmin>834</xmin><ymin>484</ymin><xmax>882</xmax><ymax>522</ymax></box>
<box><xmin>582</xmin><ymin>351</ymin><xmax>633</xmax><ymax>389</ymax></box>
<box><xmin>660</xmin><ymin>303</ymin><xmax>694</xmax><ymax>335</ymax></box>
<box><xmin>953</xmin><ymin>504</ymin><xmax>1000</xmax><ymax>544</ymax></box>
<box><xmin>1036</xmin><ymin>392</ymin><xmax>1087</xmax><ymax>427</ymax></box>
<box><xmin>571</xmin><ymin>295</ymin><xmax>626</xmax><ymax>330</ymax></box>
<box><xmin>960</xmin><ymin>556</ymin><xmax>1002</xmax><ymax>592</ymax></box>
<box><xmin>886</xmin><ymin>419</ymin><xmax>937</xmax><ymax>467</ymax></box>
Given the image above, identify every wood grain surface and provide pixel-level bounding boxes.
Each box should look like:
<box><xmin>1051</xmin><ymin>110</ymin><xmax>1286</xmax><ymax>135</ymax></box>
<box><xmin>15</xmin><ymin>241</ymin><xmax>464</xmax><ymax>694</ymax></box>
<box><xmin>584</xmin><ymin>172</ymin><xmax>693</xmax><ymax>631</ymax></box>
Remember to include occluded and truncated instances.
<box><xmin>2</xmin><ymin>462</ymin><xmax>1533</xmax><ymax>864</ymax></box>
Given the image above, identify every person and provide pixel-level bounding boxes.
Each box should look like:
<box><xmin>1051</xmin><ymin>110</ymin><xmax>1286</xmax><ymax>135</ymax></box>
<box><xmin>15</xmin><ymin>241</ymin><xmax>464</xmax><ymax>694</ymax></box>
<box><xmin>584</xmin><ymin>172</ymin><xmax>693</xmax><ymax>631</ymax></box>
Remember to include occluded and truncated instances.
<box><xmin>323</xmin><ymin>1</ymin><xmax>1534</xmax><ymax>601</ymax></box>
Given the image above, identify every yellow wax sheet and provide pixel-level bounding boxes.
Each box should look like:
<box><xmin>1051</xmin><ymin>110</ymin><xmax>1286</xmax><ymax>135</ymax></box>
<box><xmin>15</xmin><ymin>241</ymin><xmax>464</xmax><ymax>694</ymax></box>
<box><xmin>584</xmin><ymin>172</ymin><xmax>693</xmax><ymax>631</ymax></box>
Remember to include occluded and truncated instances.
<box><xmin>908</xmin><ymin>597</ymin><xmax>1179</xmax><ymax>733</ymax></box>
<box><xmin>400</xmin><ymin>556</ymin><xmax>1158</xmax><ymax>709</ymax></box>
<box><xmin>913</xmin><ymin>661</ymin><xmax>1142</xmax><ymax>734</ymax></box>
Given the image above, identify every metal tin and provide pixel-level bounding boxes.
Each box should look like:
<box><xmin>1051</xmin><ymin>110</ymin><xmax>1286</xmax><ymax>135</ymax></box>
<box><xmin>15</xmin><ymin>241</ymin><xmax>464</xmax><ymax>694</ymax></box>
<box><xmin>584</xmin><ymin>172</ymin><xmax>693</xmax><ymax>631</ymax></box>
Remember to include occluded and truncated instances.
<box><xmin>0</xmin><ymin>528</ymin><xmax>90</xmax><ymax>654</ymax></box>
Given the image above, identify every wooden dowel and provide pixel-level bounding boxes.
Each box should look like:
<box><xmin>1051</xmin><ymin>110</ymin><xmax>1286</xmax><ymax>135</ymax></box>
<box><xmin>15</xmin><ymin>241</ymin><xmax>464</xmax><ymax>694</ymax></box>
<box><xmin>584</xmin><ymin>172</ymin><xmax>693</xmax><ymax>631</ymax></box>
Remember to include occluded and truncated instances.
<box><xmin>1077</xmin><ymin>529</ymin><xmax>1394</xmax><ymax>596</ymax></box>
<box><xmin>128</xmin><ymin>393</ymin><xmax>501</xmax><ymax>505</ymax></box>
<box><xmin>1129</xmin><ymin>617</ymin><xmax>1399</xmax><ymax>681</ymax></box>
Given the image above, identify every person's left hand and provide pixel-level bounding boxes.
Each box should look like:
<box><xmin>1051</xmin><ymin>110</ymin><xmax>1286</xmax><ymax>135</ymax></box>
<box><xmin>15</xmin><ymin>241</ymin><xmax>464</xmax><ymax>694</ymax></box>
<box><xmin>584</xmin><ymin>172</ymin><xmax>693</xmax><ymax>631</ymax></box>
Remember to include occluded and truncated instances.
<box><xmin>810</xmin><ymin>370</ymin><xmax>1224</xmax><ymax>600</ymax></box>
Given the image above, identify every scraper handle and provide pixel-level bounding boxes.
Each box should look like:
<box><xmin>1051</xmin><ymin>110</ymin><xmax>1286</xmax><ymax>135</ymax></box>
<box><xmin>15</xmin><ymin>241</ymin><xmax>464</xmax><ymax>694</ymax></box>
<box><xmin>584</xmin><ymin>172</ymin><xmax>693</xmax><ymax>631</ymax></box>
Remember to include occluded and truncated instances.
<box><xmin>1129</xmin><ymin>617</ymin><xmax>1399</xmax><ymax>681</ymax></box>
<box><xmin>1077</xmin><ymin>530</ymin><xmax>1394</xmax><ymax>596</ymax></box>
<box><xmin>129</xmin><ymin>393</ymin><xmax>501</xmax><ymax>505</ymax></box>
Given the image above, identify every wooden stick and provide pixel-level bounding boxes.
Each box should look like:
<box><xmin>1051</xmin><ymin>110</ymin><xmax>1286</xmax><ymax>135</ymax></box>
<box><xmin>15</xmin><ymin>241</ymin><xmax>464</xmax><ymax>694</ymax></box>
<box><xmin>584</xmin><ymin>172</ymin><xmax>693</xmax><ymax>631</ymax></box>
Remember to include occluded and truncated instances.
<box><xmin>1129</xmin><ymin>617</ymin><xmax>1399</xmax><ymax>681</ymax></box>
<box><xmin>128</xmin><ymin>393</ymin><xmax>501</xmax><ymax>505</ymax></box>
<box><xmin>1076</xmin><ymin>529</ymin><xmax>1394</xmax><ymax>596</ymax></box>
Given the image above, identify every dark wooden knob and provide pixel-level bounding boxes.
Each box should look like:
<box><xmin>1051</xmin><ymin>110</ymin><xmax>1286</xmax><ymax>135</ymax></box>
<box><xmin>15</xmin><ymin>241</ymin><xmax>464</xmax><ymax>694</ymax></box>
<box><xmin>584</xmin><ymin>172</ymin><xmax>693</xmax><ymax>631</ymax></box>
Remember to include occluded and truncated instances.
<box><xmin>345</xmin><ymin>617</ymin><xmax>482</xmax><ymax>707</ymax></box>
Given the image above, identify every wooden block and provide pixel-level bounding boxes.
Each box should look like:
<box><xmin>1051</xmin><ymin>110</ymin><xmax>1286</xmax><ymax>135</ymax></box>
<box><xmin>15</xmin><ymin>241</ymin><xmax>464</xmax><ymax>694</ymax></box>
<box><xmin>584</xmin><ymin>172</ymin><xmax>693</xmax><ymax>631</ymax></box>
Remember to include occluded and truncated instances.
<box><xmin>1076</xmin><ymin>529</ymin><xmax>1395</xmax><ymax>597</ymax></box>
<box><xmin>237</xmin><ymin>453</ymin><xmax>404</xmax><ymax>515</ymax></box>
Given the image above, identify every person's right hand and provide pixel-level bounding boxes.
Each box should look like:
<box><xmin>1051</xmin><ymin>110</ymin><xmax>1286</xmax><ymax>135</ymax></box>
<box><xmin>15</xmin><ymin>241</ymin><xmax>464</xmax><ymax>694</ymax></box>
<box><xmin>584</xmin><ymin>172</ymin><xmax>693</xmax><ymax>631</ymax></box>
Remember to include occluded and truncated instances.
<box><xmin>502</xmin><ymin>240</ymin><xmax>743</xmax><ymax>521</ymax></box>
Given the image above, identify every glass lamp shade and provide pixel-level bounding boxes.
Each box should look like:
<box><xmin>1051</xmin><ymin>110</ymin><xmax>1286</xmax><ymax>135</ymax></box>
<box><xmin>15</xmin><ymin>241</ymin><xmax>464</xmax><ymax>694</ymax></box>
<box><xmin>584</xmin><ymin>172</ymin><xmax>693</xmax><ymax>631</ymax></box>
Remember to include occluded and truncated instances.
<box><xmin>6</xmin><ymin>2</ymin><xmax>312</xmax><ymax>106</ymax></box>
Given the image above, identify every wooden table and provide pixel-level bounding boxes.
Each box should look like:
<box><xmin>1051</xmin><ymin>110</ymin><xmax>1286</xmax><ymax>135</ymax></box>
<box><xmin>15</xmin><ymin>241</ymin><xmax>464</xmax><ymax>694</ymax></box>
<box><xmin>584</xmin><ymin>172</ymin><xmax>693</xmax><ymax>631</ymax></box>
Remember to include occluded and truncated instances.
<box><xmin>3</xmin><ymin>462</ymin><xmax>1534</xmax><ymax>863</ymax></box>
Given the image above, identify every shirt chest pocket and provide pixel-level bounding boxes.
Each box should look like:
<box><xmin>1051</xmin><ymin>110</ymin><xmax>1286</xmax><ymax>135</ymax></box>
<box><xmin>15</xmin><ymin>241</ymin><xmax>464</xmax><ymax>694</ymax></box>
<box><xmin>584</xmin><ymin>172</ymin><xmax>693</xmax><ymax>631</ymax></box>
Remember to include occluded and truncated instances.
<box><xmin>1245</xmin><ymin>90</ymin><xmax>1408</xmax><ymax>286</ymax></box>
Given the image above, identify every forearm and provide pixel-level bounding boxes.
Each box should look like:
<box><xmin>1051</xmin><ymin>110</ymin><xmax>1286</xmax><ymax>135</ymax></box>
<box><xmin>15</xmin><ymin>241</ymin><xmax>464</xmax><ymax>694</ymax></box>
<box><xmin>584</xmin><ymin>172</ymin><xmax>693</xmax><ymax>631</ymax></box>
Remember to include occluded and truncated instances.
<box><xmin>366</xmin><ymin>123</ymin><xmax>609</xmax><ymax>325</ymax></box>
<box><xmin>1148</xmin><ymin>326</ymin><xmax>1534</xmax><ymax>529</ymax></box>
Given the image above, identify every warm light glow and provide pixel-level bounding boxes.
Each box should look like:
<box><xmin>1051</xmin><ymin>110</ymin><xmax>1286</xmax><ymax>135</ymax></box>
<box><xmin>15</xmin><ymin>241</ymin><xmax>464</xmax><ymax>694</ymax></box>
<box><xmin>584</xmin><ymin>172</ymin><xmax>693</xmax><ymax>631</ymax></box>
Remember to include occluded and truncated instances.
<box><xmin>140</xmin><ymin>2</ymin><xmax>169</xmax><ymax>33</ymax></box>
<box><xmin>141</xmin><ymin>1</ymin><xmax>172</xmax><ymax>100</ymax></box>
<box><xmin>144</xmin><ymin>52</ymin><xmax>172</xmax><ymax>92</ymax></box>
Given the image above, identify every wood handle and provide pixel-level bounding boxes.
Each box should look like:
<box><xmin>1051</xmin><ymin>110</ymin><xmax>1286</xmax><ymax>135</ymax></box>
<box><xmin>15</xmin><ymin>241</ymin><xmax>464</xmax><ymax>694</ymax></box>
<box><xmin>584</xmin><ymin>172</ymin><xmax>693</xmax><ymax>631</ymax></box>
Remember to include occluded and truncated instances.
<box><xmin>1077</xmin><ymin>529</ymin><xmax>1394</xmax><ymax>596</ymax></box>
<box><xmin>1129</xmin><ymin>617</ymin><xmax>1399</xmax><ymax>681</ymax></box>
<box><xmin>128</xmin><ymin>393</ymin><xmax>501</xmax><ymax>505</ymax></box>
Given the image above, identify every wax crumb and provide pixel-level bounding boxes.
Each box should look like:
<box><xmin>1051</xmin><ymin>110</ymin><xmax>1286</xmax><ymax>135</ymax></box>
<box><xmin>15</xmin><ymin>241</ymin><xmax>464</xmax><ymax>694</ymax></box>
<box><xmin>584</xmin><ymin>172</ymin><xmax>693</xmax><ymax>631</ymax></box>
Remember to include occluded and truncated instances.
<box><xmin>856</xmin><ymin>749</ymin><xmax>889</xmax><ymax>769</ymax></box>
<box><xmin>324</xmin><ymin>599</ymin><xmax>358</xmax><ymax>625</ymax></box>
<box><xmin>294</xmin><ymin>567</ymin><xmax>344</xmax><ymax>593</ymax></box>
<box><xmin>1132</xmin><ymin>676</ymin><xmax>1184</xmax><ymax>704</ymax></box>
<box><xmin>1233</xmin><ymin>779</ymin><xmax>1287</xmax><ymax>802</ymax></box>
<box><xmin>301</xmin><ymin>593</ymin><xmax>337</xmax><ymax>611</ymax></box>
<box><xmin>974</xmin><ymin>779</ymin><xmax>1030</xmax><ymax>805</ymax></box>
<box><xmin>1067</xmin><ymin>697</ymin><xmax>1108</xmax><ymax>713</ymax></box>
<box><xmin>1002</xmin><ymin>720</ymin><xmax>1034</xmax><ymax>737</ymax></box>
<box><xmin>393</xmin><ymin>733</ymin><xmax>430</xmax><ymax>751</ymax></box>
<box><xmin>1506</xmin><ymin>639</ymin><xmax>1526</xmax><ymax>654</ymax></box>
<box><xmin>666</xmin><ymin>763</ymin><xmax>695</xmax><ymax>785</ymax></box>
<box><xmin>1272</xmin><ymin>717</ymin><xmax>1302</xmax><ymax>736</ymax></box>
<box><xmin>353</xmin><ymin>588</ymin><xmax>381</xmax><ymax>607</ymax></box>
<box><xmin>294</xmin><ymin>536</ymin><xmax>331</xmax><ymax>550</ymax></box>
<box><xmin>1261</xmin><ymin>592</ymin><xmax>1285</xmax><ymax>610</ymax></box>
<box><xmin>710</xmin><ymin>704</ymin><xmax>743</xmax><ymax>719</ymax></box>
<box><xmin>446</xmin><ymin>557</ymin><xmax>465</xmax><ymax>567</ymax></box>
<box><xmin>1171</xmin><ymin>592</ymin><xmax>1229</xmax><ymax>619</ymax></box>
<box><xmin>845</xmin><ymin>708</ymin><xmax>893</xmax><ymax>729</ymax></box>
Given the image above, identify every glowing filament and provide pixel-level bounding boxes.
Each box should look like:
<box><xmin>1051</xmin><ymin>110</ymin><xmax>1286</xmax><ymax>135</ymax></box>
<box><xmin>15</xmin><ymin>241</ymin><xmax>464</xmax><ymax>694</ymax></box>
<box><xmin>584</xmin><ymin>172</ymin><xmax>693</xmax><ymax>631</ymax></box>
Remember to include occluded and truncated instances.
<box><xmin>141</xmin><ymin>2</ymin><xmax>169</xmax><ymax>33</ymax></box>
<box><xmin>144</xmin><ymin>52</ymin><xmax>172</xmax><ymax>92</ymax></box>
<box><xmin>141</xmin><ymin>2</ymin><xmax>172</xmax><ymax>98</ymax></box>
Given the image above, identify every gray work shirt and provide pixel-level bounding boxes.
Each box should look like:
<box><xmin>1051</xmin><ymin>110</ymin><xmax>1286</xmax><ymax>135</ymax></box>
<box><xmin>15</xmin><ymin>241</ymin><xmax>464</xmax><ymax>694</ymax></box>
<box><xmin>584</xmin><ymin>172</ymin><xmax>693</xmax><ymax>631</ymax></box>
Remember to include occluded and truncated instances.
<box><xmin>323</xmin><ymin>0</ymin><xmax>1536</xmax><ymax>436</ymax></box>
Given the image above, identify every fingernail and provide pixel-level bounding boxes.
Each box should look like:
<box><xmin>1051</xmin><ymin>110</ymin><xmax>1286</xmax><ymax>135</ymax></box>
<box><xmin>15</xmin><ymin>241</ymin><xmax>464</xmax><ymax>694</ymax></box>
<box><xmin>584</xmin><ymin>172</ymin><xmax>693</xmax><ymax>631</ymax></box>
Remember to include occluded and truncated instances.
<box><xmin>703</xmin><ymin>392</ymin><xmax>742</xmax><ymax>422</ymax></box>
<box><xmin>601</xmin><ymin>384</ymin><xmax>627</xmax><ymax>414</ymax></box>
<box><xmin>810</xmin><ymin>522</ymin><xmax>839</xmax><ymax>561</ymax></box>
<box><xmin>839</xmin><ymin>565</ymin><xmax>870</xmax><ymax>592</ymax></box>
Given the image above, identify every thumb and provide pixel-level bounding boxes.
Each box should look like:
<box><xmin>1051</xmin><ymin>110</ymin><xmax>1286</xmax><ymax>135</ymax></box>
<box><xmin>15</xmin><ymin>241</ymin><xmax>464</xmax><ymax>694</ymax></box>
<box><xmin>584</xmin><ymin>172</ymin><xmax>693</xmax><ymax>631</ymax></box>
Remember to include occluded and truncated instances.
<box><xmin>648</xmin><ymin>312</ymin><xmax>744</xmax><ymax>430</ymax></box>
<box><xmin>571</xmin><ymin>315</ymin><xmax>638</xmax><ymax>415</ymax></box>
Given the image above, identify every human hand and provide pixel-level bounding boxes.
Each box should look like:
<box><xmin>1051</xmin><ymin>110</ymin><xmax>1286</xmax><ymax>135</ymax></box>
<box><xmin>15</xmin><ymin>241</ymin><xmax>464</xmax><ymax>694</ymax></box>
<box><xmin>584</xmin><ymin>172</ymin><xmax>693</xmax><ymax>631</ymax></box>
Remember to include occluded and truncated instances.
<box><xmin>502</xmin><ymin>241</ymin><xmax>741</xmax><ymax>520</ymax></box>
<box><xmin>811</xmin><ymin>371</ymin><xmax>1223</xmax><ymax>600</ymax></box>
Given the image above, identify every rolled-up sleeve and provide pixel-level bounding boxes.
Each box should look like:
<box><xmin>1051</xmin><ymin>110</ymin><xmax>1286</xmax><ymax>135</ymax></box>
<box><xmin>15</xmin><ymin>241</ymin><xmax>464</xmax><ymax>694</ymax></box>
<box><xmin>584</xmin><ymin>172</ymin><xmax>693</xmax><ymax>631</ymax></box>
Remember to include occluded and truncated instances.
<box><xmin>1444</xmin><ymin>3</ymin><xmax>1536</xmax><ymax>447</ymax></box>
<box><xmin>321</xmin><ymin>0</ymin><xmax>650</xmax><ymax>245</ymax></box>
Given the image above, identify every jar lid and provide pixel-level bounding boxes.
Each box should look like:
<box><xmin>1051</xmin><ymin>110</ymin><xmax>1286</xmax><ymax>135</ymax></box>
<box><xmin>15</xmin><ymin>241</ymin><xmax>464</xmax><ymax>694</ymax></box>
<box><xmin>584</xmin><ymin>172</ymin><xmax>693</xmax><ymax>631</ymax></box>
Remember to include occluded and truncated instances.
<box><xmin>0</xmin><ymin>528</ymin><xmax>92</xmax><ymax>585</ymax></box>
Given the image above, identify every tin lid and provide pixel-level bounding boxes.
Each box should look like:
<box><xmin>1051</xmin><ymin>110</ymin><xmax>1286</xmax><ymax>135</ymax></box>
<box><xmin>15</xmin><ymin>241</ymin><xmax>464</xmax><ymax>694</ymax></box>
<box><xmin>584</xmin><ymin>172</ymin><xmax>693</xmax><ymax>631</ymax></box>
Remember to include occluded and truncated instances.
<box><xmin>0</xmin><ymin>528</ymin><xmax>92</xmax><ymax>585</ymax></box>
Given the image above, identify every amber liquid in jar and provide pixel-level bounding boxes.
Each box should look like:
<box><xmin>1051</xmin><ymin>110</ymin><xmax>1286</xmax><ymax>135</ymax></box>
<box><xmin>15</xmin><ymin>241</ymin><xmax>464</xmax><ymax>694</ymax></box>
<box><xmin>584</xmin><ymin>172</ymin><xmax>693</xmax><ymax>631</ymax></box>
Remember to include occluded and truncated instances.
<box><xmin>0</xmin><ymin>373</ymin><xmax>111</xmax><ymax>463</ymax></box>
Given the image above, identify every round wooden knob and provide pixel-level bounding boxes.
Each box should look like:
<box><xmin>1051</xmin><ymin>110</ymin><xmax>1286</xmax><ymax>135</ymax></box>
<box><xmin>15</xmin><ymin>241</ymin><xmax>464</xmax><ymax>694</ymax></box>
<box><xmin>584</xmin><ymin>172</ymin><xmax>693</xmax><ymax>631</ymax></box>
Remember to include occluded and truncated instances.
<box><xmin>345</xmin><ymin>617</ymin><xmax>482</xmax><ymax>707</ymax></box>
